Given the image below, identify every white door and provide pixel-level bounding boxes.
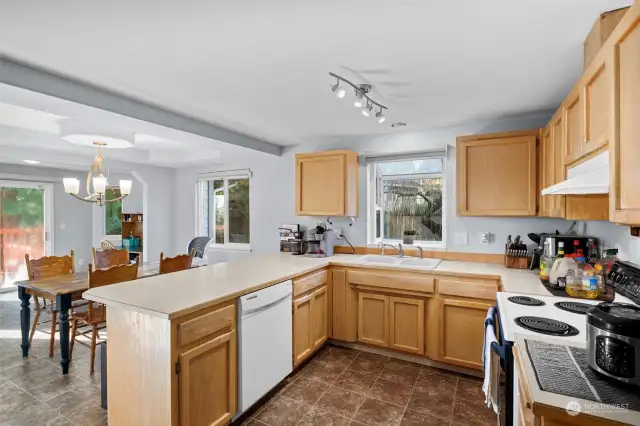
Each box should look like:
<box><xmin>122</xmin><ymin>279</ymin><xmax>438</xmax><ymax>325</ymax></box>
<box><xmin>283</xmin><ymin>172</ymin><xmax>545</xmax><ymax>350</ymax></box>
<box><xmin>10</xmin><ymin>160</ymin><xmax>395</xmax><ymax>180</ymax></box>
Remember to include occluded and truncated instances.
<box><xmin>0</xmin><ymin>180</ymin><xmax>53</xmax><ymax>291</ymax></box>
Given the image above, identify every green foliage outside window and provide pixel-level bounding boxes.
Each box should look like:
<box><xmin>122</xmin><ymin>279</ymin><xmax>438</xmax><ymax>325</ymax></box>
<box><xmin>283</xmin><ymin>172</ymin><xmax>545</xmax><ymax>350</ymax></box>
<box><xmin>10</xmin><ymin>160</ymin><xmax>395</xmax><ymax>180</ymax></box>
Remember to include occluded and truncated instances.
<box><xmin>105</xmin><ymin>188</ymin><xmax>122</xmax><ymax>235</ymax></box>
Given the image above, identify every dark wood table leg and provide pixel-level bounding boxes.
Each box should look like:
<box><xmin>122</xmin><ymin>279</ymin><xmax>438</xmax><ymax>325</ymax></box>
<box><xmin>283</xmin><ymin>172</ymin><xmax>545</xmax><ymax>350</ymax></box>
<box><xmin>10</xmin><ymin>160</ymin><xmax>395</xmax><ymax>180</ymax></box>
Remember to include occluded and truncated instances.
<box><xmin>56</xmin><ymin>294</ymin><xmax>72</xmax><ymax>374</ymax></box>
<box><xmin>18</xmin><ymin>287</ymin><xmax>31</xmax><ymax>357</ymax></box>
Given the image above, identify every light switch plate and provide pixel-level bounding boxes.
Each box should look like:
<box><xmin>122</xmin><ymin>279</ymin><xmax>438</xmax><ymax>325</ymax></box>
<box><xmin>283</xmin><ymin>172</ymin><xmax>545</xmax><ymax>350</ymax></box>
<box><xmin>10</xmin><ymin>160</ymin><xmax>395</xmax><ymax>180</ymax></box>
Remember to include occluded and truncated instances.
<box><xmin>454</xmin><ymin>231</ymin><xmax>468</xmax><ymax>245</ymax></box>
<box><xmin>60</xmin><ymin>222</ymin><xmax>66</xmax><ymax>230</ymax></box>
<box><xmin>78</xmin><ymin>259</ymin><xmax>84</xmax><ymax>266</ymax></box>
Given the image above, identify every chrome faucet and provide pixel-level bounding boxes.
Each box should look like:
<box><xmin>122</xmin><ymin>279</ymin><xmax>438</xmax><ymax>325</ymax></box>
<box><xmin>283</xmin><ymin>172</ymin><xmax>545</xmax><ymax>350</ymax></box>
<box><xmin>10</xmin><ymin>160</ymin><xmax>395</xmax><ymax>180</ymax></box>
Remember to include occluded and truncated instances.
<box><xmin>379</xmin><ymin>242</ymin><xmax>404</xmax><ymax>258</ymax></box>
<box><xmin>417</xmin><ymin>246</ymin><xmax>424</xmax><ymax>259</ymax></box>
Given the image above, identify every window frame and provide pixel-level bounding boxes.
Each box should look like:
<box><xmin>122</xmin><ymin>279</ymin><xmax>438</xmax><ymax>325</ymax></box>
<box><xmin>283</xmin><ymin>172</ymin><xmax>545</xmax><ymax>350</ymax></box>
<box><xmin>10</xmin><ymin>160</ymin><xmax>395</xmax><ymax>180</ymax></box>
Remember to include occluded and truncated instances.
<box><xmin>195</xmin><ymin>172</ymin><xmax>251</xmax><ymax>251</ymax></box>
<box><xmin>367</xmin><ymin>159</ymin><xmax>447</xmax><ymax>250</ymax></box>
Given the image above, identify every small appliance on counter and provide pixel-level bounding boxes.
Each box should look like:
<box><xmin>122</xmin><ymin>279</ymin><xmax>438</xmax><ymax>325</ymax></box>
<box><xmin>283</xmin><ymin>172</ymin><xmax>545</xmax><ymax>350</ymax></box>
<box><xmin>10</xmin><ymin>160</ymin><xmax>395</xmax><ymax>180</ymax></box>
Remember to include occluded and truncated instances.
<box><xmin>539</xmin><ymin>234</ymin><xmax>600</xmax><ymax>259</ymax></box>
<box><xmin>306</xmin><ymin>223</ymin><xmax>334</xmax><ymax>258</ymax></box>
<box><xmin>279</xmin><ymin>224</ymin><xmax>300</xmax><ymax>252</ymax></box>
<box><xmin>586</xmin><ymin>302</ymin><xmax>640</xmax><ymax>387</ymax></box>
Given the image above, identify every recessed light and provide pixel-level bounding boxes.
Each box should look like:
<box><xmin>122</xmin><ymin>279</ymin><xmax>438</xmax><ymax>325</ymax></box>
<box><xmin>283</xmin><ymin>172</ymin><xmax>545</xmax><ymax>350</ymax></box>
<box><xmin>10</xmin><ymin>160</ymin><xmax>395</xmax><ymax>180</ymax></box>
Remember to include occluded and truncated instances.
<box><xmin>391</xmin><ymin>122</ymin><xmax>406</xmax><ymax>128</ymax></box>
<box><xmin>23</xmin><ymin>160</ymin><xmax>40</xmax><ymax>164</ymax></box>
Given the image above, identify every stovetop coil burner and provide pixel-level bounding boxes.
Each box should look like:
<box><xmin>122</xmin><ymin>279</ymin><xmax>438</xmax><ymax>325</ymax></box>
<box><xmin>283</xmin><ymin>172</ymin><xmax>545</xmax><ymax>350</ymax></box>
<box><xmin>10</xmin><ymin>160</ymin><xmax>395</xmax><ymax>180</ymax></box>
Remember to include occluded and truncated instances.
<box><xmin>514</xmin><ymin>316</ymin><xmax>580</xmax><ymax>336</ymax></box>
<box><xmin>554</xmin><ymin>301</ymin><xmax>592</xmax><ymax>315</ymax></box>
<box><xmin>508</xmin><ymin>296</ymin><xmax>545</xmax><ymax>306</ymax></box>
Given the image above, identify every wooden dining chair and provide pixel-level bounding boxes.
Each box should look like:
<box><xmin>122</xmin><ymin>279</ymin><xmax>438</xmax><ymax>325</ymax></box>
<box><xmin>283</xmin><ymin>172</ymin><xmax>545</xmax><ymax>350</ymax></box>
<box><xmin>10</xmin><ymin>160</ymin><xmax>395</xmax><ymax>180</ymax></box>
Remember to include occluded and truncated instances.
<box><xmin>70</xmin><ymin>258</ymin><xmax>140</xmax><ymax>375</ymax></box>
<box><xmin>159</xmin><ymin>250</ymin><xmax>194</xmax><ymax>274</ymax></box>
<box><xmin>25</xmin><ymin>250</ymin><xmax>75</xmax><ymax>357</ymax></box>
<box><xmin>100</xmin><ymin>240</ymin><xmax>116</xmax><ymax>250</ymax></box>
<box><xmin>92</xmin><ymin>247</ymin><xmax>130</xmax><ymax>269</ymax></box>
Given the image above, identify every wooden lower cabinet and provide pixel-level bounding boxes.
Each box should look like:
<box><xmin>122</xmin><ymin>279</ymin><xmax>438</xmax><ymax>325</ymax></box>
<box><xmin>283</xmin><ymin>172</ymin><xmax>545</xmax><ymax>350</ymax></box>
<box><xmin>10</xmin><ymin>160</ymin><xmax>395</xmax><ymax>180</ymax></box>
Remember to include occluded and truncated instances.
<box><xmin>357</xmin><ymin>291</ymin><xmax>426</xmax><ymax>355</ymax></box>
<box><xmin>178</xmin><ymin>330</ymin><xmax>236</xmax><ymax>426</ymax></box>
<box><xmin>389</xmin><ymin>297</ymin><xmax>425</xmax><ymax>355</ymax></box>
<box><xmin>357</xmin><ymin>292</ymin><xmax>389</xmax><ymax>347</ymax></box>
<box><xmin>437</xmin><ymin>298</ymin><xmax>492</xmax><ymax>370</ymax></box>
<box><xmin>293</xmin><ymin>285</ymin><xmax>328</xmax><ymax>366</ymax></box>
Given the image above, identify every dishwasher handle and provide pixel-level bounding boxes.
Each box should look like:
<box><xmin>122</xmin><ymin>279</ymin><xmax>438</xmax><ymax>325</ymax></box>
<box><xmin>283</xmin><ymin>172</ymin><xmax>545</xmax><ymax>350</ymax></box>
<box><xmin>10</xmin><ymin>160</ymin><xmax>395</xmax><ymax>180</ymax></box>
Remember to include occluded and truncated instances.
<box><xmin>241</xmin><ymin>293</ymin><xmax>291</xmax><ymax>319</ymax></box>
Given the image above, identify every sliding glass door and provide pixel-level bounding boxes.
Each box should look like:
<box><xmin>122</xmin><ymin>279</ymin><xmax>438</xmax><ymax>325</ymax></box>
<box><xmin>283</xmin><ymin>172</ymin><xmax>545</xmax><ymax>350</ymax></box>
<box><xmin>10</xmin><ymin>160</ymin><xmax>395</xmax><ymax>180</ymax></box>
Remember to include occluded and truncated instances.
<box><xmin>0</xmin><ymin>181</ymin><xmax>53</xmax><ymax>292</ymax></box>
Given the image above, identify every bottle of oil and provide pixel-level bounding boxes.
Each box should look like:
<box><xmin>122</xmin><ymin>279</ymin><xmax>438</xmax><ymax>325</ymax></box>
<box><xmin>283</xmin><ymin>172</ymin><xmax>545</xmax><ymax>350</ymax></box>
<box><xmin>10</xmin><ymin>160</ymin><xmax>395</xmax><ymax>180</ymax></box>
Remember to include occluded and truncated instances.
<box><xmin>540</xmin><ymin>240</ymin><xmax>553</xmax><ymax>281</ymax></box>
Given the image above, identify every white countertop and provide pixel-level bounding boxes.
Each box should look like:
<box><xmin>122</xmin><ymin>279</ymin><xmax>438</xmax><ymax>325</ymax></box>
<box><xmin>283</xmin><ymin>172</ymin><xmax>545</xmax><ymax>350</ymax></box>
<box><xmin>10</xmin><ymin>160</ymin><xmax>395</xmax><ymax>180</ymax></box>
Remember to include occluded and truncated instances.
<box><xmin>84</xmin><ymin>252</ymin><xmax>549</xmax><ymax>319</ymax></box>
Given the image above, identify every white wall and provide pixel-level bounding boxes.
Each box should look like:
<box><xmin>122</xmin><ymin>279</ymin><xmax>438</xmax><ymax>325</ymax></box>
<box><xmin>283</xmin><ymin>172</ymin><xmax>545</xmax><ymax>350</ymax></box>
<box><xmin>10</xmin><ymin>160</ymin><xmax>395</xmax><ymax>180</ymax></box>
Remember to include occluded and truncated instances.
<box><xmin>174</xmin><ymin>113</ymin><xmax>640</xmax><ymax>264</ymax></box>
<box><xmin>1</xmin><ymin>160</ymin><xmax>176</xmax><ymax>267</ymax></box>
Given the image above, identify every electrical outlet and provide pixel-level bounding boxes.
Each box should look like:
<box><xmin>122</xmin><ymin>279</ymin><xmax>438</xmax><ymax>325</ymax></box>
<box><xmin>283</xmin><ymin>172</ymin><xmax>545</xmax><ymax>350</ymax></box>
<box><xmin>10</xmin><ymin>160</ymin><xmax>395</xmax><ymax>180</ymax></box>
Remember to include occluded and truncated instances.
<box><xmin>480</xmin><ymin>232</ymin><xmax>490</xmax><ymax>244</ymax></box>
<box><xmin>78</xmin><ymin>259</ymin><xmax>84</xmax><ymax>266</ymax></box>
<box><xmin>60</xmin><ymin>222</ymin><xmax>66</xmax><ymax>230</ymax></box>
<box><xmin>333</xmin><ymin>227</ymin><xmax>343</xmax><ymax>238</ymax></box>
<box><xmin>454</xmin><ymin>231</ymin><xmax>468</xmax><ymax>245</ymax></box>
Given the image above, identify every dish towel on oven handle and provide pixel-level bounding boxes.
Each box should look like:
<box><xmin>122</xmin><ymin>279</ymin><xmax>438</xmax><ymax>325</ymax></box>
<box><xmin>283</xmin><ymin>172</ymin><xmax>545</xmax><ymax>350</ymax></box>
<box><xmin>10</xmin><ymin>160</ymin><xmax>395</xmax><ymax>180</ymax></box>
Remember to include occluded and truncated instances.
<box><xmin>482</xmin><ymin>306</ymin><xmax>500</xmax><ymax>414</ymax></box>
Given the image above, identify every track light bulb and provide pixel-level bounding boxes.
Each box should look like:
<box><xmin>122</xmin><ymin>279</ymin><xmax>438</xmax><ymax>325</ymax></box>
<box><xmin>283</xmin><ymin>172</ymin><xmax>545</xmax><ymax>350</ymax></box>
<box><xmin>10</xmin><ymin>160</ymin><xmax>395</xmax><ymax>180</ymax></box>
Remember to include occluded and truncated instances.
<box><xmin>353</xmin><ymin>91</ymin><xmax>364</xmax><ymax>108</ymax></box>
<box><xmin>362</xmin><ymin>103</ymin><xmax>374</xmax><ymax>117</ymax></box>
<box><xmin>332</xmin><ymin>80</ymin><xmax>346</xmax><ymax>99</ymax></box>
<box><xmin>376</xmin><ymin>111</ymin><xmax>386</xmax><ymax>123</ymax></box>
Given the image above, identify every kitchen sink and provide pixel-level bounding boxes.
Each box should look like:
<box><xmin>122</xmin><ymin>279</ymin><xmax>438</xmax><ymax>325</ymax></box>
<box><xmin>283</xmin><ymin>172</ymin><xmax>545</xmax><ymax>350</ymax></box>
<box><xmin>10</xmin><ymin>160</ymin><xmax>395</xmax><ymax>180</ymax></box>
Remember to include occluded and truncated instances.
<box><xmin>358</xmin><ymin>255</ymin><xmax>400</xmax><ymax>264</ymax></box>
<box><xmin>399</xmin><ymin>258</ymin><xmax>442</xmax><ymax>269</ymax></box>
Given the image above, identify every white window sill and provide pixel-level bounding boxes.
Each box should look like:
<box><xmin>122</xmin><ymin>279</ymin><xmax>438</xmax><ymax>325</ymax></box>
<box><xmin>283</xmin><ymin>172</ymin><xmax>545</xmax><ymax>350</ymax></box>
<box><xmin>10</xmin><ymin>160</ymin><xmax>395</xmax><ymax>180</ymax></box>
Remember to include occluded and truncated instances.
<box><xmin>368</xmin><ymin>240</ymin><xmax>446</xmax><ymax>251</ymax></box>
<box><xmin>207</xmin><ymin>244</ymin><xmax>252</xmax><ymax>253</ymax></box>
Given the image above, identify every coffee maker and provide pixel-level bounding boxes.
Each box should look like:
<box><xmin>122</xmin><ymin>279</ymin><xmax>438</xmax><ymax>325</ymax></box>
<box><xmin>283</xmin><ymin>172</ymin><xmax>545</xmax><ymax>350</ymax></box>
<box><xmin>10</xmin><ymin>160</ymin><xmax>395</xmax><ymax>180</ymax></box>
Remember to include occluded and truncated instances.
<box><xmin>306</xmin><ymin>228</ymin><xmax>334</xmax><ymax>258</ymax></box>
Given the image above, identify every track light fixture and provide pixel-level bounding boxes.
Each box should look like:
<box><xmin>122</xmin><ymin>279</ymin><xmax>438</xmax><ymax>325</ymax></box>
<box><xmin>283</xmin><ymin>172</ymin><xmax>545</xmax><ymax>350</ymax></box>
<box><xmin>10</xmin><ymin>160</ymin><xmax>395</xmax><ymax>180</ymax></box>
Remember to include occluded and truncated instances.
<box><xmin>329</xmin><ymin>72</ymin><xmax>389</xmax><ymax>124</ymax></box>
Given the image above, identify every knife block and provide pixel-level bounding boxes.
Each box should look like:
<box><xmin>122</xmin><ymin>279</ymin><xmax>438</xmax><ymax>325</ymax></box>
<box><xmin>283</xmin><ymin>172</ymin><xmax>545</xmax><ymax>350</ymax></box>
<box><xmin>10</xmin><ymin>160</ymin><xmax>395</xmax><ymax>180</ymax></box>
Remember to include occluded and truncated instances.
<box><xmin>505</xmin><ymin>255</ymin><xmax>529</xmax><ymax>269</ymax></box>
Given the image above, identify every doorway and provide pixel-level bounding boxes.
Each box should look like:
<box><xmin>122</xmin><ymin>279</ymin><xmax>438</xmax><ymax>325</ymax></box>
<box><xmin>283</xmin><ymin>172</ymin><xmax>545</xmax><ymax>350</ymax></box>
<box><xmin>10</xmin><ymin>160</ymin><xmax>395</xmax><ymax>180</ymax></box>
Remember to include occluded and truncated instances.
<box><xmin>0</xmin><ymin>181</ymin><xmax>53</xmax><ymax>292</ymax></box>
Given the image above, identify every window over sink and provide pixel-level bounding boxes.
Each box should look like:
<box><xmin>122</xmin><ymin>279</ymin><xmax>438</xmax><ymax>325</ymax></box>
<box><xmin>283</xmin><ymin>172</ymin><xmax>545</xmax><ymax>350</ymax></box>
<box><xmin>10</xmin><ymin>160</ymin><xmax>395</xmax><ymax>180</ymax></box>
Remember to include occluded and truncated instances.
<box><xmin>366</xmin><ymin>154</ymin><xmax>445</xmax><ymax>249</ymax></box>
<box><xmin>196</xmin><ymin>170</ymin><xmax>251</xmax><ymax>250</ymax></box>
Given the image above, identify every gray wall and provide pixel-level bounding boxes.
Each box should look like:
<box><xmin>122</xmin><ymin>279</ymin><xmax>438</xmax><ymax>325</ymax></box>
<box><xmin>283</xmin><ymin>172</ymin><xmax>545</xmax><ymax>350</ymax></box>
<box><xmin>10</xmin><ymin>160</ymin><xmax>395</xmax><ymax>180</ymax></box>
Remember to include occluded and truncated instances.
<box><xmin>0</xmin><ymin>160</ymin><xmax>176</xmax><ymax>267</ymax></box>
<box><xmin>173</xmin><ymin>113</ymin><xmax>640</xmax><ymax>264</ymax></box>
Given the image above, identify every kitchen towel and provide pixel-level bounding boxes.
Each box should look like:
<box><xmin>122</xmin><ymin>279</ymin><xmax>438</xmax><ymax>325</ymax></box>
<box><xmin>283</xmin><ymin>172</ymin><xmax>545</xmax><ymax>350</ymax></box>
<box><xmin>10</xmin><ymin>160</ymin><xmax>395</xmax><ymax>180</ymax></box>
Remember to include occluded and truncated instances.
<box><xmin>482</xmin><ymin>307</ymin><xmax>500</xmax><ymax>413</ymax></box>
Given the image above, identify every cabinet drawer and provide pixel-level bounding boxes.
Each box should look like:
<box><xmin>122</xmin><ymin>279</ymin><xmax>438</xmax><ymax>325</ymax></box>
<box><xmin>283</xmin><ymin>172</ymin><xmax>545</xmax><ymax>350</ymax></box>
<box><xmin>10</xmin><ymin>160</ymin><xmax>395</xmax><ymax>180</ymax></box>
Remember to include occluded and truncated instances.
<box><xmin>349</xmin><ymin>270</ymin><xmax>434</xmax><ymax>294</ymax></box>
<box><xmin>438</xmin><ymin>279</ymin><xmax>498</xmax><ymax>300</ymax></box>
<box><xmin>178</xmin><ymin>304</ymin><xmax>235</xmax><ymax>347</ymax></box>
<box><xmin>293</xmin><ymin>269</ymin><xmax>328</xmax><ymax>297</ymax></box>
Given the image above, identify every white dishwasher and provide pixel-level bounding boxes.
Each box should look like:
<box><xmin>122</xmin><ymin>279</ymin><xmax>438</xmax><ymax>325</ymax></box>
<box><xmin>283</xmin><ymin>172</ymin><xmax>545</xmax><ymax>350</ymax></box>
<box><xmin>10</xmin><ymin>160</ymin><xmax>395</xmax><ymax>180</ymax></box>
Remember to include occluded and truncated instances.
<box><xmin>236</xmin><ymin>280</ymin><xmax>293</xmax><ymax>415</ymax></box>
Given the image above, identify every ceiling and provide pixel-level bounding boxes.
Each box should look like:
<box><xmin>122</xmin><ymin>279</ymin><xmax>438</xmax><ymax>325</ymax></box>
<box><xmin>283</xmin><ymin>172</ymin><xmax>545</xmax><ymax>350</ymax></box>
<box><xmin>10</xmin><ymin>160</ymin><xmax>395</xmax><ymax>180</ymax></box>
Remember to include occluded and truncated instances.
<box><xmin>0</xmin><ymin>83</ymin><xmax>270</xmax><ymax>169</ymax></box>
<box><xmin>0</xmin><ymin>0</ymin><xmax>633</xmax><ymax>149</ymax></box>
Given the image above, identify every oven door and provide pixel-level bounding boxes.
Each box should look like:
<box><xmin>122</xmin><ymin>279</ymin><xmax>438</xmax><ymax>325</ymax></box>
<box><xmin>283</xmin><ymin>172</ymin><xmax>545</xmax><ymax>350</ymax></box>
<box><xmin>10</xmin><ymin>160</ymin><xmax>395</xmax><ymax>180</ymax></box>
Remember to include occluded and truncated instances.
<box><xmin>487</xmin><ymin>306</ymin><xmax>514</xmax><ymax>426</ymax></box>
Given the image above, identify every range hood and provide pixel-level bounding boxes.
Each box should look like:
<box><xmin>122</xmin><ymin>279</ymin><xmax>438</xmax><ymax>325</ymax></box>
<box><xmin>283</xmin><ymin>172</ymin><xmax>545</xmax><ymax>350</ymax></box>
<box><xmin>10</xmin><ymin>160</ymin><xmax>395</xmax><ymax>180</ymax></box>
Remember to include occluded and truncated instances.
<box><xmin>541</xmin><ymin>151</ymin><xmax>609</xmax><ymax>195</ymax></box>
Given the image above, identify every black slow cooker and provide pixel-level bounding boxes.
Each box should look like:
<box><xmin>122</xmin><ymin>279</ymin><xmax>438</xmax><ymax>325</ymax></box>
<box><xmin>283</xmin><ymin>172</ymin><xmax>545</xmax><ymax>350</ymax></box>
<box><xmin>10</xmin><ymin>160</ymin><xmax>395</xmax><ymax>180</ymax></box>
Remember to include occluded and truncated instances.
<box><xmin>586</xmin><ymin>302</ymin><xmax>640</xmax><ymax>386</ymax></box>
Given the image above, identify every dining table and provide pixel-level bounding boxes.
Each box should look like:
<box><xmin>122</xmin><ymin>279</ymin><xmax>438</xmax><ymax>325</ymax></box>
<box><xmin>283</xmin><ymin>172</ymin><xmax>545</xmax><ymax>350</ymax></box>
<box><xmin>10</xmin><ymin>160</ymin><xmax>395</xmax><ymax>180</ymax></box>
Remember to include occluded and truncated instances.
<box><xmin>14</xmin><ymin>261</ymin><xmax>191</xmax><ymax>374</ymax></box>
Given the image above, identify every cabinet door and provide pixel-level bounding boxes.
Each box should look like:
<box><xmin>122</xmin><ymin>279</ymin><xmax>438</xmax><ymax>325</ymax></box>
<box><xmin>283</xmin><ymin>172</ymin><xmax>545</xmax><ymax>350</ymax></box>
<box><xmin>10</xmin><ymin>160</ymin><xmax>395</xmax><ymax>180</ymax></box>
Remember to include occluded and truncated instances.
<box><xmin>564</xmin><ymin>91</ymin><xmax>584</xmax><ymax>165</ymax></box>
<box><xmin>539</xmin><ymin>127</ymin><xmax>551</xmax><ymax>217</ymax></box>
<box><xmin>295</xmin><ymin>153</ymin><xmax>346</xmax><ymax>216</ymax></box>
<box><xmin>611</xmin><ymin>17</ymin><xmax>640</xmax><ymax>224</ymax></box>
<box><xmin>438</xmin><ymin>298</ymin><xmax>492</xmax><ymax>370</ymax></box>
<box><xmin>179</xmin><ymin>331</ymin><xmax>237</xmax><ymax>426</ymax></box>
<box><xmin>457</xmin><ymin>131</ymin><xmax>537</xmax><ymax>216</ymax></box>
<box><xmin>584</xmin><ymin>59</ymin><xmax>613</xmax><ymax>156</ymax></box>
<box><xmin>550</xmin><ymin>114</ymin><xmax>566</xmax><ymax>218</ymax></box>
<box><xmin>311</xmin><ymin>286</ymin><xmax>328</xmax><ymax>348</ymax></box>
<box><xmin>389</xmin><ymin>297</ymin><xmax>425</xmax><ymax>355</ymax></box>
<box><xmin>293</xmin><ymin>293</ymin><xmax>313</xmax><ymax>366</ymax></box>
<box><xmin>357</xmin><ymin>292</ymin><xmax>389</xmax><ymax>347</ymax></box>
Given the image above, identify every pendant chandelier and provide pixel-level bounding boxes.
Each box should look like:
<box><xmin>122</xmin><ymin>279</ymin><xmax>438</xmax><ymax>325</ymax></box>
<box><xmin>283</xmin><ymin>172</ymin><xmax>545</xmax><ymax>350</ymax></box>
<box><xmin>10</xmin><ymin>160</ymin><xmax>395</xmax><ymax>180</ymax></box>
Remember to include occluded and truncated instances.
<box><xmin>62</xmin><ymin>141</ymin><xmax>132</xmax><ymax>207</ymax></box>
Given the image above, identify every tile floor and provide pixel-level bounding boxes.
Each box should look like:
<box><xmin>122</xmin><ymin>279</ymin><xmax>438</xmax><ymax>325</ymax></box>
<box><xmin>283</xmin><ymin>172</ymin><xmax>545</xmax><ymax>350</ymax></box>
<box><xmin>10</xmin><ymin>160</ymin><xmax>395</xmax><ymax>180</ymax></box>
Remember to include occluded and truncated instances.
<box><xmin>0</xmin><ymin>292</ymin><xmax>105</xmax><ymax>426</ymax></box>
<box><xmin>0</xmin><ymin>291</ymin><xmax>502</xmax><ymax>426</ymax></box>
<box><xmin>239</xmin><ymin>344</ymin><xmax>503</xmax><ymax>426</ymax></box>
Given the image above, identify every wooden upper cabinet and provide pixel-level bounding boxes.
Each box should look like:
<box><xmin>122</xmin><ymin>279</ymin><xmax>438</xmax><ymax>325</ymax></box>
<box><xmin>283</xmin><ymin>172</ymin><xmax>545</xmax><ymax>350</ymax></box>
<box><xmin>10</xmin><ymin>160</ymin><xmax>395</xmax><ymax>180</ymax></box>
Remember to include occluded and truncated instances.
<box><xmin>584</xmin><ymin>59</ymin><xmax>613</xmax><ymax>156</ymax></box>
<box><xmin>539</xmin><ymin>126</ymin><xmax>551</xmax><ymax>217</ymax></box>
<box><xmin>457</xmin><ymin>130</ymin><xmax>538</xmax><ymax>217</ymax></box>
<box><xmin>564</xmin><ymin>91</ymin><xmax>584</xmax><ymax>165</ymax></box>
<box><xmin>610</xmin><ymin>10</ymin><xmax>640</xmax><ymax>224</ymax></box>
<box><xmin>178</xmin><ymin>330</ymin><xmax>237</xmax><ymax>426</ymax></box>
<box><xmin>295</xmin><ymin>150</ymin><xmax>358</xmax><ymax>216</ymax></box>
<box><xmin>550</xmin><ymin>113</ymin><xmax>566</xmax><ymax>218</ymax></box>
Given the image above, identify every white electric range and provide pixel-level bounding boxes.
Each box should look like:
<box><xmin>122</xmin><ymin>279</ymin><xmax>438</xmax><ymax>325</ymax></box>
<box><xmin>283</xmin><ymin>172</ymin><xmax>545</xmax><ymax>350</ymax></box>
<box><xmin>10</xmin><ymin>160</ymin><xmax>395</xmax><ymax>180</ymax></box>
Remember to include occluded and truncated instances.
<box><xmin>493</xmin><ymin>291</ymin><xmax>637</xmax><ymax>426</ymax></box>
